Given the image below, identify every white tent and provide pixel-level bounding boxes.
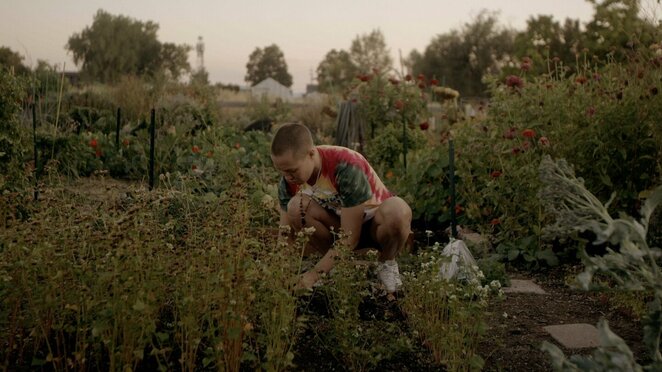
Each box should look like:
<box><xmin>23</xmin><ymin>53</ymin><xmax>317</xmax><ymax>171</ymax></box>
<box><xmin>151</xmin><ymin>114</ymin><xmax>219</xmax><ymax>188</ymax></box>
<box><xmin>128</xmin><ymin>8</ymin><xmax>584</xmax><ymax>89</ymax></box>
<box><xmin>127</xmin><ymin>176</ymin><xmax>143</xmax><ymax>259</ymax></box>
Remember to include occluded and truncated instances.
<box><xmin>251</xmin><ymin>77</ymin><xmax>292</xmax><ymax>101</ymax></box>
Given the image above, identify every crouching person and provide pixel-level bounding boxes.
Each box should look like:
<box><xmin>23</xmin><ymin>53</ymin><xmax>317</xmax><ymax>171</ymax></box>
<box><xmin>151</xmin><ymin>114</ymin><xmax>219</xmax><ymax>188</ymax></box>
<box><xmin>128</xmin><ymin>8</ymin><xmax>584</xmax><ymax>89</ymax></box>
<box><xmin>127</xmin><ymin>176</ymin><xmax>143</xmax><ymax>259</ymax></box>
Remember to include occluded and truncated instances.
<box><xmin>270</xmin><ymin>123</ymin><xmax>412</xmax><ymax>293</ymax></box>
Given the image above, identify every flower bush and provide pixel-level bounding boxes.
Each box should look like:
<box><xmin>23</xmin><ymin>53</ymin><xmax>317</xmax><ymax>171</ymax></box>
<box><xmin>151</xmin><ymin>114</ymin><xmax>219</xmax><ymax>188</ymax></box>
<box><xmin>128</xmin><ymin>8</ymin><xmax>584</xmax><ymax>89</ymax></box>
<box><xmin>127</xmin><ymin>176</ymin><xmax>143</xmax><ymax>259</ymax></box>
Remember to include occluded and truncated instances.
<box><xmin>452</xmin><ymin>52</ymin><xmax>662</xmax><ymax>267</ymax></box>
<box><xmin>349</xmin><ymin>70</ymin><xmax>428</xmax><ymax>140</ymax></box>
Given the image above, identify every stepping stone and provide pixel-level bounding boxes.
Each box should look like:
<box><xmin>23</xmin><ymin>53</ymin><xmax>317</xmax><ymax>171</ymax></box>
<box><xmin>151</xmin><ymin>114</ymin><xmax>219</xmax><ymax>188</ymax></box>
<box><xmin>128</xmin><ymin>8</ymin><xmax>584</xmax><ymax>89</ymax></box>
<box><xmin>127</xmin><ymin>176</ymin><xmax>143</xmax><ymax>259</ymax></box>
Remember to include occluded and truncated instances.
<box><xmin>502</xmin><ymin>279</ymin><xmax>547</xmax><ymax>294</ymax></box>
<box><xmin>543</xmin><ymin>323</ymin><xmax>600</xmax><ymax>349</ymax></box>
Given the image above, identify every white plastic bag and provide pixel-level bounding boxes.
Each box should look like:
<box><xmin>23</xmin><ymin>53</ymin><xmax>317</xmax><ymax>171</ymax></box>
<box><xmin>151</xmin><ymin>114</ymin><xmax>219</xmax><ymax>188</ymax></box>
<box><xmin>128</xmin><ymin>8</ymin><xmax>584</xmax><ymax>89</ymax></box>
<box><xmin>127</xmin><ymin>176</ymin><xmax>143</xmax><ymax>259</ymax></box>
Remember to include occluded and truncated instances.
<box><xmin>438</xmin><ymin>239</ymin><xmax>477</xmax><ymax>281</ymax></box>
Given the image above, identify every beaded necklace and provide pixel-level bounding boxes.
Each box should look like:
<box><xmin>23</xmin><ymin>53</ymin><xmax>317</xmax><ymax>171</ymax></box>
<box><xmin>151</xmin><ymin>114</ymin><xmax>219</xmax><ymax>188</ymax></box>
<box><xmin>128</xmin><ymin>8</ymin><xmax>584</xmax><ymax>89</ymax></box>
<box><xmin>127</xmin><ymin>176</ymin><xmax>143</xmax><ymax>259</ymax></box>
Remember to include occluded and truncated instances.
<box><xmin>299</xmin><ymin>162</ymin><xmax>322</xmax><ymax>228</ymax></box>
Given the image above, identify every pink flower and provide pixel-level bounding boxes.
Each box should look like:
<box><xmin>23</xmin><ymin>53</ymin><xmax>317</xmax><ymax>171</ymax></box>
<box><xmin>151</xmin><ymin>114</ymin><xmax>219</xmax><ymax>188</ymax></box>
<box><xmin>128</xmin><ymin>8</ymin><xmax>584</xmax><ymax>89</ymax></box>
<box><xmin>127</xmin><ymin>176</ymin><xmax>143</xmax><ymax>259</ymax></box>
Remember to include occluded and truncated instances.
<box><xmin>538</xmin><ymin>136</ymin><xmax>550</xmax><ymax>147</ymax></box>
<box><xmin>490</xmin><ymin>170</ymin><xmax>502</xmax><ymax>178</ymax></box>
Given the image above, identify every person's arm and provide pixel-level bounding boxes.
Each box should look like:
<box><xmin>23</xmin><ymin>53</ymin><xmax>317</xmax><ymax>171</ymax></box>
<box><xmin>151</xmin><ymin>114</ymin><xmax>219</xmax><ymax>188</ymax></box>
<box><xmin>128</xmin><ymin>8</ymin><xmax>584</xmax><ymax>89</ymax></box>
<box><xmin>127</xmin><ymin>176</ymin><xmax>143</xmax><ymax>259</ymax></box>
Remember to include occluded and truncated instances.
<box><xmin>297</xmin><ymin>204</ymin><xmax>365</xmax><ymax>289</ymax></box>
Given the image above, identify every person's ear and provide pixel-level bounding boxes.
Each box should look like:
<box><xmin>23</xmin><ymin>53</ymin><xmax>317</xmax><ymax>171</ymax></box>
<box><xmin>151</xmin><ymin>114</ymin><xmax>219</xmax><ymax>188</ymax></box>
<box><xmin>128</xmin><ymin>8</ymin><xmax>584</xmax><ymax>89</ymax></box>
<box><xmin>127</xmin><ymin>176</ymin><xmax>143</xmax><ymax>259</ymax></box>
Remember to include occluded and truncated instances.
<box><xmin>308</xmin><ymin>148</ymin><xmax>315</xmax><ymax>158</ymax></box>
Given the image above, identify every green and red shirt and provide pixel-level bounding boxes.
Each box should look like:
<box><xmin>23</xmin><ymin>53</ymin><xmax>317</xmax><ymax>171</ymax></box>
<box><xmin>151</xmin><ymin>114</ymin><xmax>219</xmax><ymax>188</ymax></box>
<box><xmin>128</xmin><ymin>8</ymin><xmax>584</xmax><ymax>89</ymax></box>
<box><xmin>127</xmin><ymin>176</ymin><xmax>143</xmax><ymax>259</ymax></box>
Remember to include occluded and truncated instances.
<box><xmin>278</xmin><ymin>145</ymin><xmax>392</xmax><ymax>216</ymax></box>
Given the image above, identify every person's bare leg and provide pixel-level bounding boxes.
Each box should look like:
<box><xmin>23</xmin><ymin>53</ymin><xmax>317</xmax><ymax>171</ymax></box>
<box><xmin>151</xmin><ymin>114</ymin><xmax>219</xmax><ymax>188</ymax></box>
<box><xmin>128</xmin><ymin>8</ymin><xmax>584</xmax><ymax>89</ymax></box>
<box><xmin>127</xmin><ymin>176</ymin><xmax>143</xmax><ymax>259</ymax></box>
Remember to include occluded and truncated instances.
<box><xmin>286</xmin><ymin>193</ymin><xmax>340</xmax><ymax>256</ymax></box>
<box><xmin>370</xmin><ymin>197</ymin><xmax>413</xmax><ymax>261</ymax></box>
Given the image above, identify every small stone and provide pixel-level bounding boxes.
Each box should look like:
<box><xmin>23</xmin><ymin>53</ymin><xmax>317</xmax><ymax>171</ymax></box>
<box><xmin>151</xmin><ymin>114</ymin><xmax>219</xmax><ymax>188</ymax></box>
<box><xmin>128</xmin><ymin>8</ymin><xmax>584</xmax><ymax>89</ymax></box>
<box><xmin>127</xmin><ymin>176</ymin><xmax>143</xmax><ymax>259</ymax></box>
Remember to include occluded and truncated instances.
<box><xmin>502</xmin><ymin>279</ymin><xmax>547</xmax><ymax>294</ymax></box>
<box><xmin>543</xmin><ymin>323</ymin><xmax>600</xmax><ymax>349</ymax></box>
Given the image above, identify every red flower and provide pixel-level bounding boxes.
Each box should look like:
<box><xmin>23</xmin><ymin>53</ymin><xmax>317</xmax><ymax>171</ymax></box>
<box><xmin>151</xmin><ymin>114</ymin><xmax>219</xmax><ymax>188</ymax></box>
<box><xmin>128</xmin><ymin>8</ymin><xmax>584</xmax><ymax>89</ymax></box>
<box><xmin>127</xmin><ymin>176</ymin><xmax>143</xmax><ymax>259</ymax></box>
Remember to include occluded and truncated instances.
<box><xmin>512</xmin><ymin>147</ymin><xmax>521</xmax><ymax>155</ymax></box>
<box><xmin>358</xmin><ymin>74</ymin><xmax>372</xmax><ymax>82</ymax></box>
<box><xmin>490</xmin><ymin>170</ymin><xmax>502</xmax><ymax>178</ymax></box>
<box><xmin>89</xmin><ymin>138</ymin><xmax>98</xmax><ymax>148</ymax></box>
<box><xmin>122</xmin><ymin>139</ymin><xmax>130</xmax><ymax>147</ymax></box>
<box><xmin>490</xmin><ymin>218</ymin><xmax>501</xmax><ymax>226</ymax></box>
<box><xmin>575</xmin><ymin>75</ymin><xmax>588</xmax><ymax>85</ymax></box>
<box><xmin>522</xmin><ymin>129</ymin><xmax>536</xmax><ymax>138</ymax></box>
<box><xmin>538</xmin><ymin>136</ymin><xmax>550</xmax><ymax>147</ymax></box>
<box><xmin>454</xmin><ymin>204</ymin><xmax>463</xmax><ymax>215</ymax></box>
<box><xmin>505</xmin><ymin>75</ymin><xmax>524</xmax><ymax>89</ymax></box>
<box><xmin>405</xmin><ymin>74</ymin><xmax>412</xmax><ymax>81</ymax></box>
<box><xmin>191</xmin><ymin>164</ymin><xmax>197</xmax><ymax>170</ymax></box>
<box><xmin>417</xmin><ymin>73</ymin><xmax>425</xmax><ymax>81</ymax></box>
<box><xmin>234</xmin><ymin>143</ymin><xmax>241</xmax><ymax>149</ymax></box>
<box><xmin>394</xmin><ymin>100</ymin><xmax>404</xmax><ymax>110</ymax></box>
<box><xmin>192</xmin><ymin>145</ymin><xmax>200</xmax><ymax>154</ymax></box>
<box><xmin>418</xmin><ymin>82</ymin><xmax>426</xmax><ymax>89</ymax></box>
<box><xmin>206</xmin><ymin>151</ymin><xmax>214</xmax><ymax>158</ymax></box>
<box><xmin>430</xmin><ymin>78</ymin><xmax>439</xmax><ymax>86</ymax></box>
<box><xmin>586</xmin><ymin>106</ymin><xmax>596</xmax><ymax>117</ymax></box>
<box><xmin>95</xmin><ymin>149</ymin><xmax>102</xmax><ymax>158</ymax></box>
<box><xmin>419</xmin><ymin>121</ymin><xmax>429</xmax><ymax>130</ymax></box>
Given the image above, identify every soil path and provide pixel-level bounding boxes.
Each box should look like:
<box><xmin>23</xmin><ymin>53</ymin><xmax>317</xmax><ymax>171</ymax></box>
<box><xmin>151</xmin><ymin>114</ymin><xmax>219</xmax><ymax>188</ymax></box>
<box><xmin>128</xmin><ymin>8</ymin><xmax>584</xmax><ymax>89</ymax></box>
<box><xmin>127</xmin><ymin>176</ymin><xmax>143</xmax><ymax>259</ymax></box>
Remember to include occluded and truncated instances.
<box><xmin>479</xmin><ymin>267</ymin><xmax>647</xmax><ymax>371</ymax></box>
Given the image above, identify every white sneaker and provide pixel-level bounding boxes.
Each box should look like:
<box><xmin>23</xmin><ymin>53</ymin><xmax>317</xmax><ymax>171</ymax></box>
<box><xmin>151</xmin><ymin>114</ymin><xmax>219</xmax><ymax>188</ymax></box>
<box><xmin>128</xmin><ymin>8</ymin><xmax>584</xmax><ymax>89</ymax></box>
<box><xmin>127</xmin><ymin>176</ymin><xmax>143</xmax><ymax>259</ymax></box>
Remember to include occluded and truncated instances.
<box><xmin>376</xmin><ymin>260</ymin><xmax>403</xmax><ymax>293</ymax></box>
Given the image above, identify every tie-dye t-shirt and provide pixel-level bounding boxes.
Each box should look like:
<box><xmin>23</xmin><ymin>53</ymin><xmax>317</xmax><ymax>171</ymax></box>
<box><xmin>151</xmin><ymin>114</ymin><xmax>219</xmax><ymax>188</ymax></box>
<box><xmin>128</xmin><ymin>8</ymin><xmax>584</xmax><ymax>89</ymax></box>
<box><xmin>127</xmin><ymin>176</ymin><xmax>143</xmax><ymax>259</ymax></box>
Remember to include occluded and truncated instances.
<box><xmin>278</xmin><ymin>145</ymin><xmax>392</xmax><ymax>215</ymax></box>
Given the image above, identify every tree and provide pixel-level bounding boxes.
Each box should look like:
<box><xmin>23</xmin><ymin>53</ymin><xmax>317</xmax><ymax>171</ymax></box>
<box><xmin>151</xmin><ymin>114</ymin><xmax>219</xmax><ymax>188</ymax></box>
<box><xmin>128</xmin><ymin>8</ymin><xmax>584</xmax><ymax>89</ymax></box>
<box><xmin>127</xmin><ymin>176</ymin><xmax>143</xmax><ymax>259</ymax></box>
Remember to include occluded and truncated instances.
<box><xmin>512</xmin><ymin>15</ymin><xmax>584</xmax><ymax>75</ymax></box>
<box><xmin>316</xmin><ymin>49</ymin><xmax>358</xmax><ymax>93</ymax></box>
<box><xmin>584</xmin><ymin>0</ymin><xmax>659</xmax><ymax>61</ymax></box>
<box><xmin>349</xmin><ymin>29</ymin><xmax>393</xmax><ymax>74</ymax></box>
<box><xmin>245</xmin><ymin>44</ymin><xmax>293</xmax><ymax>87</ymax></box>
<box><xmin>0</xmin><ymin>47</ymin><xmax>30</xmax><ymax>75</ymax></box>
<box><xmin>412</xmin><ymin>11</ymin><xmax>514</xmax><ymax>97</ymax></box>
<box><xmin>67</xmin><ymin>9</ymin><xmax>191</xmax><ymax>83</ymax></box>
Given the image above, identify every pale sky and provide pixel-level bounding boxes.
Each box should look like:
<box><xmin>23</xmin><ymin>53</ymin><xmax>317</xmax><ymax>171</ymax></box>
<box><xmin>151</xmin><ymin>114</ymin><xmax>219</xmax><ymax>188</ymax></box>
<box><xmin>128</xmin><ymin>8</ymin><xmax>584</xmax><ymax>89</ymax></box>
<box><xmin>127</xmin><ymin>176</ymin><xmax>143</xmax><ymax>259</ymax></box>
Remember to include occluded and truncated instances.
<box><xmin>0</xmin><ymin>0</ymin><xmax>640</xmax><ymax>93</ymax></box>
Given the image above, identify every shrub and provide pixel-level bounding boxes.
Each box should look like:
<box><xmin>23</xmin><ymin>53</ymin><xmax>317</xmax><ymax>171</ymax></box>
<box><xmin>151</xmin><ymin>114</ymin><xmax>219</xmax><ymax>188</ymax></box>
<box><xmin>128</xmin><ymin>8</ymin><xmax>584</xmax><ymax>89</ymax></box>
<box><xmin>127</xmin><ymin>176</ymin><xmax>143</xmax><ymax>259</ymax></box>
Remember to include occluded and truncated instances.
<box><xmin>0</xmin><ymin>69</ymin><xmax>28</xmax><ymax>192</ymax></box>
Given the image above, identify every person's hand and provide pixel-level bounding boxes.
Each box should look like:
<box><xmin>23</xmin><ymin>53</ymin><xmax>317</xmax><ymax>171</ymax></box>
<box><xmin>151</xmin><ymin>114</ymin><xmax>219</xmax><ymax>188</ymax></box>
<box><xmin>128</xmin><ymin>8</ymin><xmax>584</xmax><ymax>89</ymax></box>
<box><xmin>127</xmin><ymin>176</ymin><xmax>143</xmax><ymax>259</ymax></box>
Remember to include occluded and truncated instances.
<box><xmin>294</xmin><ymin>270</ymin><xmax>319</xmax><ymax>291</ymax></box>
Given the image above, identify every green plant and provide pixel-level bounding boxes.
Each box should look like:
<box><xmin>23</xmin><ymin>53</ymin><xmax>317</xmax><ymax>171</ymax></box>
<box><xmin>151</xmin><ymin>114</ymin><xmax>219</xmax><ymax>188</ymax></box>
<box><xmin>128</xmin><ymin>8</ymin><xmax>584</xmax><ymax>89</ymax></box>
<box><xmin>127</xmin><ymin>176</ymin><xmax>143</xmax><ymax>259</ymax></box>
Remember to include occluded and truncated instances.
<box><xmin>391</xmin><ymin>145</ymin><xmax>455</xmax><ymax>224</ymax></box>
<box><xmin>351</xmin><ymin>71</ymin><xmax>428</xmax><ymax>140</ymax></box>
<box><xmin>365</xmin><ymin>122</ymin><xmax>426</xmax><ymax>173</ymax></box>
<box><xmin>0</xmin><ymin>69</ymin><xmax>28</xmax><ymax>192</ymax></box>
<box><xmin>401</xmin><ymin>241</ymin><xmax>503</xmax><ymax>371</ymax></box>
<box><xmin>312</xmin><ymin>236</ymin><xmax>412</xmax><ymax>371</ymax></box>
<box><xmin>539</xmin><ymin>155</ymin><xmax>662</xmax><ymax>370</ymax></box>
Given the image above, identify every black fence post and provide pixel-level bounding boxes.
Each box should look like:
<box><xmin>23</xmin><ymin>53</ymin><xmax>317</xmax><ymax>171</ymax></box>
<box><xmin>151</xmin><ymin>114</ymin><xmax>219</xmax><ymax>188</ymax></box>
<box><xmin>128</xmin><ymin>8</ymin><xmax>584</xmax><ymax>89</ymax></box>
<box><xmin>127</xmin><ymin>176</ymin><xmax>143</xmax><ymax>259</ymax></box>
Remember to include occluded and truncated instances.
<box><xmin>449</xmin><ymin>139</ymin><xmax>457</xmax><ymax>239</ymax></box>
<box><xmin>115</xmin><ymin>107</ymin><xmax>121</xmax><ymax>147</ymax></box>
<box><xmin>32</xmin><ymin>101</ymin><xmax>39</xmax><ymax>201</ymax></box>
<box><xmin>149</xmin><ymin>108</ymin><xmax>155</xmax><ymax>190</ymax></box>
<box><xmin>402</xmin><ymin>114</ymin><xmax>408</xmax><ymax>174</ymax></box>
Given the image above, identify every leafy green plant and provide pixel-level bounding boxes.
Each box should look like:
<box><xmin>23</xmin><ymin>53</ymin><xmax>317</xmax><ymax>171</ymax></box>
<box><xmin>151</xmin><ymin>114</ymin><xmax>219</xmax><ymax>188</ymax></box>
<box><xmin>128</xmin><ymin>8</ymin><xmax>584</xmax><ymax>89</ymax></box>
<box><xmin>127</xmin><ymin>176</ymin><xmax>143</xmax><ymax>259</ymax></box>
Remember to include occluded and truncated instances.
<box><xmin>539</xmin><ymin>155</ymin><xmax>662</xmax><ymax>370</ymax></box>
<box><xmin>0</xmin><ymin>69</ymin><xmax>28</xmax><ymax>192</ymax></box>
<box><xmin>365</xmin><ymin>122</ymin><xmax>426</xmax><ymax>173</ymax></box>
<box><xmin>392</xmin><ymin>145</ymin><xmax>456</xmax><ymax>224</ymax></box>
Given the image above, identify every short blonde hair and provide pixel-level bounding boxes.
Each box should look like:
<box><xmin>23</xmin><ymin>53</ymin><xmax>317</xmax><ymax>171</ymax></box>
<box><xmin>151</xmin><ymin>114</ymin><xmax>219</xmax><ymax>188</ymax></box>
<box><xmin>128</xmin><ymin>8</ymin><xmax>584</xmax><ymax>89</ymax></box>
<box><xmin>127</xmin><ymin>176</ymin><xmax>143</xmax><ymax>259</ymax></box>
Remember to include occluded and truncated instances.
<box><xmin>271</xmin><ymin>123</ymin><xmax>314</xmax><ymax>158</ymax></box>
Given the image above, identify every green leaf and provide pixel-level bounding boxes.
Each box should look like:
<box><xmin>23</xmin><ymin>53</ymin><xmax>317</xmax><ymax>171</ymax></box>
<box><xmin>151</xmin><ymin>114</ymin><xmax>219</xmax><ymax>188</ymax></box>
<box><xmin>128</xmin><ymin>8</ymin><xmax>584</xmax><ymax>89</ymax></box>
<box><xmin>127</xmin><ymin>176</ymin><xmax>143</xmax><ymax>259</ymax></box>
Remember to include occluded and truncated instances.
<box><xmin>507</xmin><ymin>248</ymin><xmax>519</xmax><ymax>261</ymax></box>
<box><xmin>537</xmin><ymin>249</ymin><xmax>559</xmax><ymax>266</ymax></box>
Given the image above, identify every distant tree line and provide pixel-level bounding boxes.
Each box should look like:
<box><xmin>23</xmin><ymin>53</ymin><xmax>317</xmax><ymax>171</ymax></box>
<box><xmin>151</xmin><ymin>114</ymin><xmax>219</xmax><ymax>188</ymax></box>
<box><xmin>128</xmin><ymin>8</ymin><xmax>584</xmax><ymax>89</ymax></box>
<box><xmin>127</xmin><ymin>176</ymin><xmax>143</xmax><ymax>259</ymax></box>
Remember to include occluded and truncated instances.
<box><xmin>1</xmin><ymin>1</ymin><xmax>660</xmax><ymax>96</ymax></box>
